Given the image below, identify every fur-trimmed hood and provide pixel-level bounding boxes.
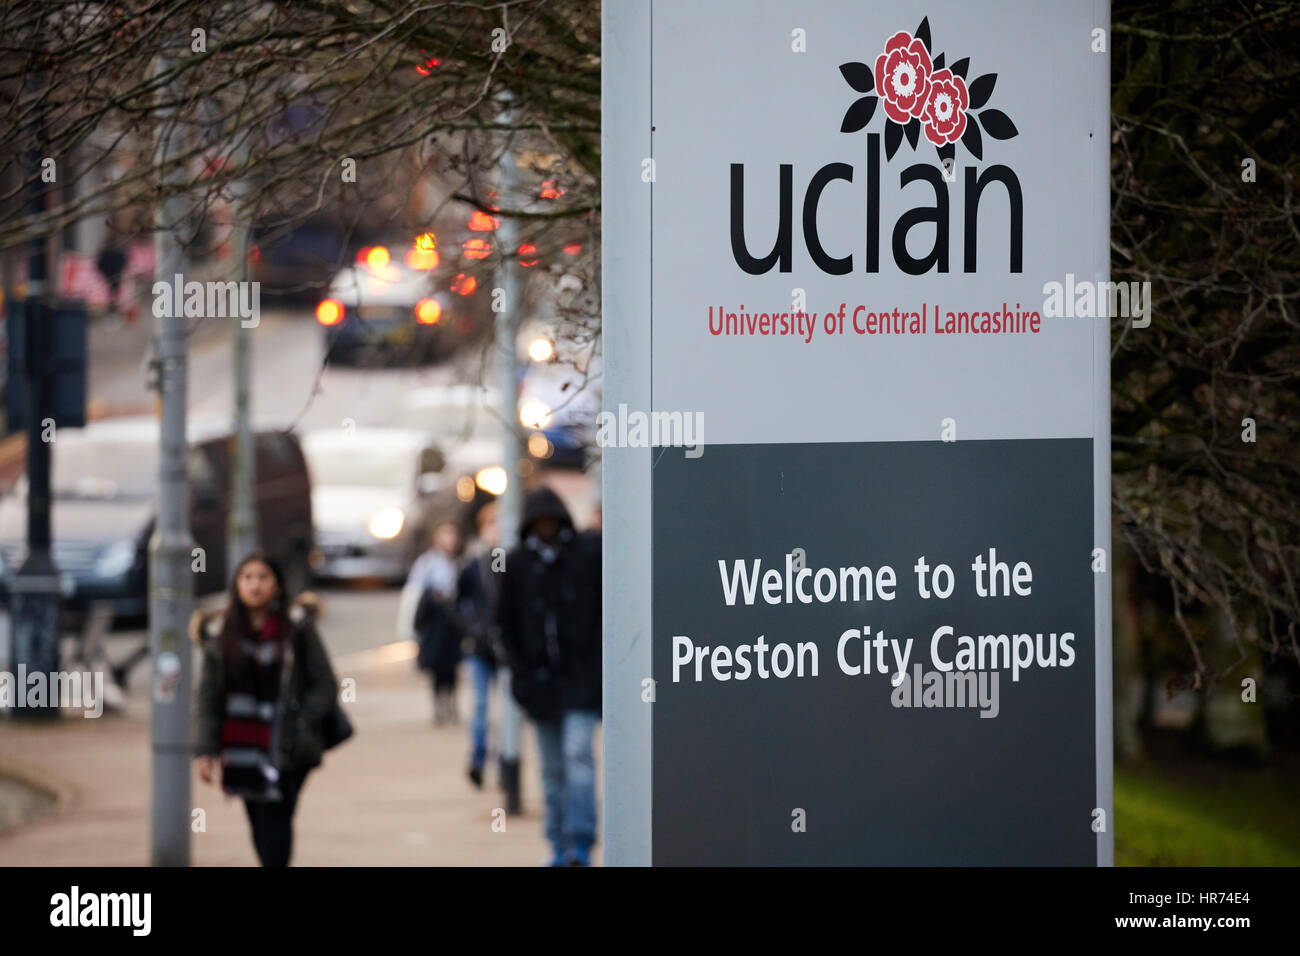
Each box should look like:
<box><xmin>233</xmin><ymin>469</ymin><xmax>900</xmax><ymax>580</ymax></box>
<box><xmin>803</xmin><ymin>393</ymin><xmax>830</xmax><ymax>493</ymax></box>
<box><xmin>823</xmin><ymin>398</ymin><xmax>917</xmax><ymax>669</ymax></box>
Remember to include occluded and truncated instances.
<box><xmin>189</xmin><ymin>591</ymin><xmax>322</xmax><ymax>643</ymax></box>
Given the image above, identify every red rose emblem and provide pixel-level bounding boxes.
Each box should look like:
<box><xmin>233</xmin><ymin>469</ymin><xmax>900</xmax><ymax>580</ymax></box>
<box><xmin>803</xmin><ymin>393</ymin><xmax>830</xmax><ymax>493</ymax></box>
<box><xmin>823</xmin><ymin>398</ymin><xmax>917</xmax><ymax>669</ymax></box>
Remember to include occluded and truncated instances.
<box><xmin>921</xmin><ymin>68</ymin><xmax>969</xmax><ymax>145</ymax></box>
<box><xmin>873</xmin><ymin>31</ymin><xmax>932</xmax><ymax>124</ymax></box>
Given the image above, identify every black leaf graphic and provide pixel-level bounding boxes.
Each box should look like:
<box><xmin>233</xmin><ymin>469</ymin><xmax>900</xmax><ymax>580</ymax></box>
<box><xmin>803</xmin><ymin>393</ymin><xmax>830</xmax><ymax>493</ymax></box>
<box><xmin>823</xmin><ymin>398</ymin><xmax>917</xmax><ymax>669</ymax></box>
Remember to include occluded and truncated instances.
<box><xmin>937</xmin><ymin>143</ymin><xmax>956</xmax><ymax>179</ymax></box>
<box><xmin>884</xmin><ymin>119</ymin><xmax>903</xmax><ymax>160</ymax></box>
<box><xmin>840</xmin><ymin>96</ymin><xmax>878</xmax><ymax>133</ymax></box>
<box><xmin>961</xmin><ymin>118</ymin><xmax>983</xmax><ymax>160</ymax></box>
<box><xmin>915</xmin><ymin>17</ymin><xmax>931</xmax><ymax>52</ymax></box>
<box><xmin>968</xmin><ymin>72</ymin><xmax>996</xmax><ymax>109</ymax></box>
<box><xmin>950</xmin><ymin>57</ymin><xmax>970</xmax><ymax>79</ymax></box>
<box><xmin>933</xmin><ymin>52</ymin><xmax>945</xmax><ymax>70</ymax></box>
<box><xmin>978</xmin><ymin>108</ymin><xmax>1018</xmax><ymax>139</ymax></box>
<box><xmin>904</xmin><ymin>118</ymin><xmax>920</xmax><ymax>150</ymax></box>
<box><xmin>839</xmin><ymin>62</ymin><xmax>874</xmax><ymax>93</ymax></box>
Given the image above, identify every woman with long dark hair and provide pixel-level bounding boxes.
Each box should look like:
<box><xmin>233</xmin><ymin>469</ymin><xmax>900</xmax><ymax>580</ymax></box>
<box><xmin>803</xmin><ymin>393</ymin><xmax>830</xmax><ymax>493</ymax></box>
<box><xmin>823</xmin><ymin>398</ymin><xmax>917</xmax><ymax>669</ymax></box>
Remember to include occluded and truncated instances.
<box><xmin>192</xmin><ymin>551</ymin><xmax>339</xmax><ymax>866</ymax></box>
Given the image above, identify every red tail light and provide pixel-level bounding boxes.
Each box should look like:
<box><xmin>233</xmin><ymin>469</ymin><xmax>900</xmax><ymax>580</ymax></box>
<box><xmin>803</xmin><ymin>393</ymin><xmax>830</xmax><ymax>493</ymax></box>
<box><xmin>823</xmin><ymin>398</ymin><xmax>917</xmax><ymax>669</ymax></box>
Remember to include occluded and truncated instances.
<box><xmin>316</xmin><ymin>299</ymin><xmax>344</xmax><ymax>325</ymax></box>
<box><xmin>415</xmin><ymin>298</ymin><xmax>442</xmax><ymax>325</ymax></box>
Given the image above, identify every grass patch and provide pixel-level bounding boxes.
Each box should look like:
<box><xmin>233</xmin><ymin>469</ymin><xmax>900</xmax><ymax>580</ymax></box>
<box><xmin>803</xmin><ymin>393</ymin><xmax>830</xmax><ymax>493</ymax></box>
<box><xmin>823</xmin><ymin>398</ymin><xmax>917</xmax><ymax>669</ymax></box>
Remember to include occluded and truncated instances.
<box><xmin>1115</xmin><ymin>762</ymin><xmax>1300</xmax><ymax>866</ymax></box>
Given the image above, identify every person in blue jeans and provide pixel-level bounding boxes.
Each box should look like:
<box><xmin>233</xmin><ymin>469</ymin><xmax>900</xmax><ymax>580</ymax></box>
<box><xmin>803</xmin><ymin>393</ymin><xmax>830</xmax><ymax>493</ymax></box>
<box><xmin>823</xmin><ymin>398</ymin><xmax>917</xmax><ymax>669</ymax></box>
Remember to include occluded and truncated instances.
<box><xmin>458</xmin><ymin>501</ymin><xmax>501</xmax><ymax>783</ymax></box>
<box><xmin>535</xmin><ymin>710</ymin><xmax>599</xmax><ymax>863</ymax></box>
<box><xmin>456</xmin><ymin>498</ymin><xmax>525</xmax><ymax>812</ymax></box>
<box><xmin>497</xmin><ymin>488</ymin><xmax>602</xmax><ymax>866</ymax></box>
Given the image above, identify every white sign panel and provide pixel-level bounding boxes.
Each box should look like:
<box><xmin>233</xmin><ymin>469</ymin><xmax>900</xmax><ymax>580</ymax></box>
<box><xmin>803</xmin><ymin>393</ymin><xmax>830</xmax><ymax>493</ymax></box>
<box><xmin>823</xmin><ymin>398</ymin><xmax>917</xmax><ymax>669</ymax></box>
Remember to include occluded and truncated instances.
<box><xmin>603</xmin><ymin>0</ymin><xmax>1112</xmax><ymax>865</ymax></box>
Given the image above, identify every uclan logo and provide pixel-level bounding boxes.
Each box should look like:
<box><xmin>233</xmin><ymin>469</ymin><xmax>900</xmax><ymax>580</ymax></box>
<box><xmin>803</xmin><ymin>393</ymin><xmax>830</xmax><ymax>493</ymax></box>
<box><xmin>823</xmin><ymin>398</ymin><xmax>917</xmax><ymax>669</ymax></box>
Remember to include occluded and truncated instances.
<box><xmin>730</xmin><ymin>17</ymin><xmax>1023</xmax><ymax>278</ymax></box>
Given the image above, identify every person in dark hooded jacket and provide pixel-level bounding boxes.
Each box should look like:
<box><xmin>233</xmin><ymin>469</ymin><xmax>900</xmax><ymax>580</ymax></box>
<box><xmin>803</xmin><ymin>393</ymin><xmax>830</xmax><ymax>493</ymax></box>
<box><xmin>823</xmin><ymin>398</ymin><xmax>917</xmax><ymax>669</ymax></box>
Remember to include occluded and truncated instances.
<box><xmin>497</xmin><ymin>487</ymin><xmax>601</xmax><ymax>865</ymax></box>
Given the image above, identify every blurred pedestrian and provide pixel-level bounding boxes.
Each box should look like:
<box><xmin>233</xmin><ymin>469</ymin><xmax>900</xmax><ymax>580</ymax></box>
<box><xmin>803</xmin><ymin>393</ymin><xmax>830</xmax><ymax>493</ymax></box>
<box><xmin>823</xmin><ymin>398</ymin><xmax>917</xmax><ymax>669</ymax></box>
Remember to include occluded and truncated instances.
<box><xmin>191</xmin><ymin>552</ymin><xmax>340</xmax><ymax>867</ymax></box>
<box><xmin>94</xmin><ymin>217</ymin><xmax>128</xmax><ymax>317</ymax></box>
<box><xmin>457</xmin><ymin>501</ymin><xmax>500</xmax><ymax>785</ymax></box>
<box><xmin>456</xmin><ymin>499</ymin><xmax>524</xmax><ymax>812</ymax></box>
<box><xmin>408</xmin><ymin>521</ymin><xmax>463</xmax><ymax>724</ymax></box>
<box><xmin>498</xmin><ymin>487</ymin><xmax>602</xmax><ymax>866</ymax></box>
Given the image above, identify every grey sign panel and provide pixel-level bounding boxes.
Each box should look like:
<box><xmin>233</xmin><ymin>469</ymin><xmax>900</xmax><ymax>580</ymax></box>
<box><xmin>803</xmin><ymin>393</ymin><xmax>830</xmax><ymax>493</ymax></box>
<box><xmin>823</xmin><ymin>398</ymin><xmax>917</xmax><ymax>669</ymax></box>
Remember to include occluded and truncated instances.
<box><xmin>653</xmin><ymin>439</ymin><xmax>1095</xmax><ymax>864</ymax></box>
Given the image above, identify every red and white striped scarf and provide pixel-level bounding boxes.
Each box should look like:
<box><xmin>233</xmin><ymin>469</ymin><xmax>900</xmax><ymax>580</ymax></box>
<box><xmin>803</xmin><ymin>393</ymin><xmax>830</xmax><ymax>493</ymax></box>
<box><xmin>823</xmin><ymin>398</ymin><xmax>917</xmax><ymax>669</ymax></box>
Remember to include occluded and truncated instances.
<box><xmin>220</xmin><ymin>613</ymin><xmax>287</xmax><ymax>800</ymax></box>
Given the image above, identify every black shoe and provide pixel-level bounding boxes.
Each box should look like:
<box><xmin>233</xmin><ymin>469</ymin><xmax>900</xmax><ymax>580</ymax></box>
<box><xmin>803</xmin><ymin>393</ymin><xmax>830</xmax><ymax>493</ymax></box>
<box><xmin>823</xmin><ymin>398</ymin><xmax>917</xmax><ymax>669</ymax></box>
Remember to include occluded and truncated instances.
<box><xmin>500</xmin><ymin>758</ymin><xmax>522</xmax><ymax>815</ymax></box>
<box><xmin>468</xmin><ymin>766</ymin><xmax>483</xmax><ymax>789</ymax></box>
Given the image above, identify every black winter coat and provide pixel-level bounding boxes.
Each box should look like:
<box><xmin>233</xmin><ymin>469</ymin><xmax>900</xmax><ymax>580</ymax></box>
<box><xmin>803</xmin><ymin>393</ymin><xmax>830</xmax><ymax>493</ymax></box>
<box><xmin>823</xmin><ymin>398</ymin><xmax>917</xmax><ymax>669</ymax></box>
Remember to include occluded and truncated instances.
<box><xmin>457</xmin><ymin>553</ymin><xmax>502</xmax><ymax>664</ymax></box>
<box><xmin>192</xmin><ymin>594</ymin><xmax>339</xmax><ymax>774</ymax></box>
<box><xmin>497</xmin><ymin>528</ymin><xmax>602</xmax><ymax>722</ymax></box>
<box><xmin>414</xmin><ymin>587</ymin><xmax>463</xmax><ymax>677</ymax></box>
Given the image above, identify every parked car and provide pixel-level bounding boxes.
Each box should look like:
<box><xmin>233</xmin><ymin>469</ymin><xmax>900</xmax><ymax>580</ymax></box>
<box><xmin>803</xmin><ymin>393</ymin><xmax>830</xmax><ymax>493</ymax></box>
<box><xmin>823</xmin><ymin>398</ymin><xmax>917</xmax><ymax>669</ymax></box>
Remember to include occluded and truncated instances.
<box><xmin>0</xmin><ymin>417</ymin><xmax>314</xmax><ymax>622</ymax></box>
<box><xmin>301</xmin><ymin>426</ymin><xmax>453</xmax><ymax>583</ymax></box>
<box><xmin>315</xmin><ymin>242</ymin><xmax>477</xmax><ymax>365</ymax></box>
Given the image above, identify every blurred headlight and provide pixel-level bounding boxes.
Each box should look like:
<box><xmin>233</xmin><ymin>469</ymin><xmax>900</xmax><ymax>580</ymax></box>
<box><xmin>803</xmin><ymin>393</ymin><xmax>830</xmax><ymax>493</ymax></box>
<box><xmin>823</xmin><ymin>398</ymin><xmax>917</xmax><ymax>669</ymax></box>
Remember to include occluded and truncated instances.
<box><xmin>95</xmin><ymin>539</ymin><xmax>137</xmax><ymax>577</ymax></box>
<box><xmin>475</xmin><ymin>466</ymin><xmax>508</xmax><ymax>496</ymax></box>
<box><xmin>528</xmin><ymin>337</ymin><xmax>555</xmax><ymax>362</ymax></box>
<box><xmin>368</xmin><ymin>507</ymin><xmax>405</xmax><ymax>540</ymax></box>
<box><xmin>519</xmin><ymin>399</ymin><xmax>552</xmax><ymax>429</ymax></box>
<box><xmin>528</xmin><ymin>432</ymin><xmax>553</xmax><ymax>459</ymax></box>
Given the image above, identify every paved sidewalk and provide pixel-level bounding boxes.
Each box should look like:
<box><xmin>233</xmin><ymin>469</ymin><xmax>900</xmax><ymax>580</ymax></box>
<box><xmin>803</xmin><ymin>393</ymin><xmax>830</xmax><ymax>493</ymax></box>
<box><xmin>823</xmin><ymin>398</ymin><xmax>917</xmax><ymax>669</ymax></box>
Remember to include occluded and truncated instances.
<box><xmin>0</xmin><ymin>641</ymin><xmax>601</xmax><ymax>866</ymax></box>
